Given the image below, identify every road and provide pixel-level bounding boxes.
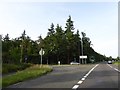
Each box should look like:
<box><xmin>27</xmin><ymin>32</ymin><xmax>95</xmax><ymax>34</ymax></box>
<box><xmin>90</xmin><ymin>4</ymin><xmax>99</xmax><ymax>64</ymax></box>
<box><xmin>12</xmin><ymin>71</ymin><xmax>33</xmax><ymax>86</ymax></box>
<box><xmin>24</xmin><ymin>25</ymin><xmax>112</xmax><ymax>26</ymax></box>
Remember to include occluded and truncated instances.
<box><xmin>6</xmin><ymin>62</ymin><xmax>119</xmax><ymax>89</ymax></box>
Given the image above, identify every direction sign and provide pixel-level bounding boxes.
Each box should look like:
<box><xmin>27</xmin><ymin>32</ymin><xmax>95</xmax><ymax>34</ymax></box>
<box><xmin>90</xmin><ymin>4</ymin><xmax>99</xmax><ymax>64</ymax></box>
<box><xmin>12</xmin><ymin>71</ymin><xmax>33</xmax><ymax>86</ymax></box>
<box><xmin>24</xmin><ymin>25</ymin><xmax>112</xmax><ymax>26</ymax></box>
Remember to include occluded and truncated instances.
<box><xmin>80</xmin><ymin>56</ymin><xmax>87</xmax><ymax>59</ymax></box>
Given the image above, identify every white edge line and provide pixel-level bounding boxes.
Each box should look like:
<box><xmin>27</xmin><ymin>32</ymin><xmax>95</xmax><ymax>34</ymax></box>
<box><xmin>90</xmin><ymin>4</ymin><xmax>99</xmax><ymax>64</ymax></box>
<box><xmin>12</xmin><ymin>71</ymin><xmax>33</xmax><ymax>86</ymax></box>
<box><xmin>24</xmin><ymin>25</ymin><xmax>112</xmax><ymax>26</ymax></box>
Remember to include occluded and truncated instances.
<box><xmin>114</xmin><ymin>68</ymin><xmax>120</xmax><ymax>72</ymax></box>
<box><xmin>107</xmin><ymin>64</ymin><xmax>120</xmax><ymax>72</ymax></box>
<box><xmin>72</xmin><ymin>85</ymin><xmax>79</xmax><ymax>89</ymax></box>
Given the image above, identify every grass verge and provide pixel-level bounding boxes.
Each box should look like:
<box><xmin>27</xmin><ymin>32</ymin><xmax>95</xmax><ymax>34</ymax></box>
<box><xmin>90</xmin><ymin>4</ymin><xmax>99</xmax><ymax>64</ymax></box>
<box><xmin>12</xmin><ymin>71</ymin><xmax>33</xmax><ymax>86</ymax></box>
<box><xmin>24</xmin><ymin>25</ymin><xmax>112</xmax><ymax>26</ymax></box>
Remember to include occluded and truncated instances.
<box><xmin>2</xmin><ymin>63</ymin><xmax>32</xmax><ymax>74</ymax></box>
<box><xmin>2</xmin><ymin>65</ymin><xmax>52</xmax><ymax>88</ymax></box>
<box><xmin>113</xmin><ymin>61</ymin><xmax>120</xmax><ymax>65</ymax></box>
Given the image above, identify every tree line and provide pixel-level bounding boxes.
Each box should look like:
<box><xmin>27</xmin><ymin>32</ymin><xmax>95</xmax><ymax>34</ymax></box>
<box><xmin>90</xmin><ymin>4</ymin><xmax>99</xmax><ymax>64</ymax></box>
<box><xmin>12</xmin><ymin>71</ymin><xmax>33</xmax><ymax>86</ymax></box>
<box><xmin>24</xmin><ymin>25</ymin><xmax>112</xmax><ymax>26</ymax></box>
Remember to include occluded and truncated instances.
<box><xmin>2</xmin><ymin>16</ymin><xmax>111</xmax><ymax>64</ymax></box>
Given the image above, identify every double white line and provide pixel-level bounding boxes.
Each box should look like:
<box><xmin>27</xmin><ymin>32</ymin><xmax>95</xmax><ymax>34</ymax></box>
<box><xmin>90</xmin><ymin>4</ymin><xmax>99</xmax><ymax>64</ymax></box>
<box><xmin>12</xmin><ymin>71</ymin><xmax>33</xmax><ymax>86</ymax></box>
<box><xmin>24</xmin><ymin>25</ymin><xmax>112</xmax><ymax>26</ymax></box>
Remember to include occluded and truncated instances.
<box><xmin>72</xmin><ymin>64</ymin><xmax>99</xmax><ymax>89</ymax></box>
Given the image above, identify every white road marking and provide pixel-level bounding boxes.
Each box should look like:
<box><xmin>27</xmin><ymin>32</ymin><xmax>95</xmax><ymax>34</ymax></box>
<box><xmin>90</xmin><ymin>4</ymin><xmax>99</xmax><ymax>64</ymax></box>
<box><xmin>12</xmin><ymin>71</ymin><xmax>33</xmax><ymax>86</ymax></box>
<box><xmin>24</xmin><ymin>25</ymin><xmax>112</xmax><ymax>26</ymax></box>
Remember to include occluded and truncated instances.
<box><xmin>84</xmin><ymin>75</ymin><xmax>87</xmax><ymax>78</ymax></box>
<box><xmin>87</xmin><ymin>71</ymin><xmax>91</xmax><ymax>75</ymax></box>
<box><xmin>114</xmin><ymin>68</ymin><xmax>118</xmax><ymax>71</ymax></box>
<box><xmin>81</xmin><ymin>78</ymin><xmax>85</xmax><ymax>81</ymax></box>
<box><xmin>77</xmin><ymin>80</ymin><xmax>83</xmax><ymax>84</ymax></box>
<box><xmin>107</xmin><ymin>64</ymin><xmax>120</xmax><ymax>73</ymax></box>
<box><xmin>72</xmin><ymin>85</ymin><xmax>79</xmax><ymax>89</ymax></box>
<box><xmin>107</xmin><ymin>64</ymin><xmax>113</xmax><ymax>68</ymax></box>
<box><xmin>114</xmin><ymin>68</ymin><xmax>120</xmax><ymax>72</ymax></box>
<box><xmin>72</xmin><ymin>64</ymin><xmax>99</xmax><ymax>89</ymax></box>
<box><xmin>85</xmin><ymin>73</ymin><xmax>89</xmax><ymax>77</ymax></box>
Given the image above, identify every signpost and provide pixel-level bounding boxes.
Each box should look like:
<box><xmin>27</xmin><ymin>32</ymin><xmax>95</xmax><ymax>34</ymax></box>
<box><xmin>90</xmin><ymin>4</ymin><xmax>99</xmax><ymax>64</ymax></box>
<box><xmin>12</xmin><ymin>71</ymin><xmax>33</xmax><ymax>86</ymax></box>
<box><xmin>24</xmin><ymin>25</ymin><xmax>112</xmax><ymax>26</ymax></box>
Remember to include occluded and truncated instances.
<box><xmin>39</xmin><ymin>48</ymin><xmax>45</xmax><ymax>66</ymax></box>
<box><xmin>80</xmin><ymin>56</ymin><xmax>87</xmax><ymax>59</ymax></box>
<box><xmin>80</xmin><ymin>55</ymin><xmax>87</xmax><ymax>64</ymax></box>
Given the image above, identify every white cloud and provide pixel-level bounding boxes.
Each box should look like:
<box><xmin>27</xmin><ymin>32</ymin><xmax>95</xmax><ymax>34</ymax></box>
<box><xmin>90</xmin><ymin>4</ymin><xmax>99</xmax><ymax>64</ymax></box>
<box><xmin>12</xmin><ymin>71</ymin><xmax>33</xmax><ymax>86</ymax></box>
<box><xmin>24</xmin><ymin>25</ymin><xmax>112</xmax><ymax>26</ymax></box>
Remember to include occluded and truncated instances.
<box><xmin>93</xmin><ymin>38</ymin><xmax>118</xmax><ymax>58</ymax></box>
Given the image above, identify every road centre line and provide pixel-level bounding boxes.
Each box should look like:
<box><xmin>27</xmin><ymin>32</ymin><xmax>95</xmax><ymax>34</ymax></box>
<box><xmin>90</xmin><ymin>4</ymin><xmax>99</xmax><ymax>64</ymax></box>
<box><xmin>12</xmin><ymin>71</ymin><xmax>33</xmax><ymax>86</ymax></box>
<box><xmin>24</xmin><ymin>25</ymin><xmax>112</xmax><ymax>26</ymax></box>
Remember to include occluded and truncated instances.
<box><xmin>77</xmin><ymin>81</ymin><xmax>83</xmax><ymax>84</ymax></box>
<box><xmin>72</xmin><ymin>85</ymin><xmax>79</xmax><ymax>89</ymax></box>
<box><xmin>81</xmin><ymin>78</ymin><xmax>85</xmax><ymax>81</ymax></box>
<box><xmin>72</xmin><ymin>64</ymin><xmax>99</xmax><ymax>89</ymax></box>
<box><xmin>84</xmin><ymin>75</ymin><xmax>87</xmax><ymax>78</ymax></box>
<box><xmin>85</xmin><ymin>73</ymin><xmax>89</xmax><ymax>77</ymax></box>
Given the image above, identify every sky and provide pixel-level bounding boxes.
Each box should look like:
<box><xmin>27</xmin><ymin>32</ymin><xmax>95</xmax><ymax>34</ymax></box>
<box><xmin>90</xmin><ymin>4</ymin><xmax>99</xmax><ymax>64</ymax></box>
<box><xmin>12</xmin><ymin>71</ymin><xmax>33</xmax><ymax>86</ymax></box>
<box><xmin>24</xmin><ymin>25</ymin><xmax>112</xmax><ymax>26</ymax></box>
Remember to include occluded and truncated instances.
<box><xmin>0</xmin><ymin>0</ymin><xmax>118</xmax><ymax>58</ymax></box>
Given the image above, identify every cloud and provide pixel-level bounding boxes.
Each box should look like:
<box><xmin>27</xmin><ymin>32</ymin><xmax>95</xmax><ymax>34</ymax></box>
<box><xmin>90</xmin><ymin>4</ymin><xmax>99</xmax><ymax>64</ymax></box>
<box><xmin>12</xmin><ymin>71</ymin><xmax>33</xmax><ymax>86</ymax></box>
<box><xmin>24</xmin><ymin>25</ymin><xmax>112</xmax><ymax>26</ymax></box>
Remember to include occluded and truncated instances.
<box><xmin>93</xmin><ymin>38</ymin><xmax>118</xmax><ymax>57</ymax></box>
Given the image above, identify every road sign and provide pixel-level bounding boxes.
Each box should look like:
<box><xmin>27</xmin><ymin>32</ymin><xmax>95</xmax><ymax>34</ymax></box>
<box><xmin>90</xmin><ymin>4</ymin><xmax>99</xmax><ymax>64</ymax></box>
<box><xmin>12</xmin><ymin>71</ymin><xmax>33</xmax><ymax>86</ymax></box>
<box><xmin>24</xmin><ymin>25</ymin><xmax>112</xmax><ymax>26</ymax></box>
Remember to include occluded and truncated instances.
<box><xmin>39</xmin><ymin>50</ymin><xmax>41</xmax><ymax>55</ymax></box>
<box><xmin>39</xmin><ymin>48</ymin><xmax>45</xmax><ymax>66</ymax></box>
<box><xmin>39</xmin><ymin>48</ymin><xmax>45</xmax><ymax>55</ymax></box>
<box><xmin>80</xmin><ymin>56</ymin><xmax>87</xmax><ymax>59</ymax></box>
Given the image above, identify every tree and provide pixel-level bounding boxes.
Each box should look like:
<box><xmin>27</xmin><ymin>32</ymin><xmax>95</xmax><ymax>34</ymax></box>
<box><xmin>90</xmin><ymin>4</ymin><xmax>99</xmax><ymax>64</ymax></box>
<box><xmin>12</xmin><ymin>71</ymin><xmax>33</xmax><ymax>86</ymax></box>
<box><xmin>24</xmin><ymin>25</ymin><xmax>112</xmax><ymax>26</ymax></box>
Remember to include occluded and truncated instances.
<box><xmin>20</xmin><ymin>30</ymin><xmax>26</xmax><ymax>63</ymax></box>
<box><xmin>19</xmin><ymin>30</ymin><xmax>31</xmax><ymax>63</ymax></box>
<box><xmin>109</xmin><ymin>56</ymin><xmax>112</xmax><ymax>60</ymax></box>
<box><xmin>116</xmin><ymin>56</ymin><xmax>120</xmax><ymax>61</ymax></box>
<box><xmin>2</xmin><ymin>34</ymin><xmax>12</xmax><ymax>63</ymax></box>
<box><xmin>81</xmin><ymin>32</ymin><xmax>91</xmax><ymax>48</ymax></box>
<box><xmin>2</xmin><ymin>15</ymin><xmax>106</xmax><ymax>64</ymax></box>
<box><xmin>37</xmin><ymin>35</ymin><xmax>44</xmax><ymax>49</ymax></box>
<box><xmin>43</xmin><ymin>23</ymin><xmax>56</xmax><ymax>64</ymax></box>
<box><xmin>54</xmin><ymin>24</ymin><xmax>65</xmax><ymax>62</ymax></box>
<box><xmin>73</xmin><ymin>30</ymin><xmax>81</xmax><ymax>62</ymax></box>
<box><xmin>65</xmin><ymin>15</ymin><xmax>75</xmax><ymax>32</ymax></box>
<box><xmin>65</xmin><ymin>15</ymin><xmax>75</xmax><ymax>63</ymax></box>
<box><xmin>48</xmin><ymin>23</ymin><xmax>55</xmax><ymax>36</ymax></box>
<box><xmin>3</xmin><ymin>34</ymin><xmax>10</xmax><ymax>41</ymax></box>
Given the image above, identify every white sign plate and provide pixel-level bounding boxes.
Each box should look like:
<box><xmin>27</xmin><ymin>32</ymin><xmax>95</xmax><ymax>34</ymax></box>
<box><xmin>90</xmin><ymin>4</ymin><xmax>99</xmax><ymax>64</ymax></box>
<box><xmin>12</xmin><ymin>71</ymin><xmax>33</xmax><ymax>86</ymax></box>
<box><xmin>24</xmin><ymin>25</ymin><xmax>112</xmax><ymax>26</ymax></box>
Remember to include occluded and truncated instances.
<box><xmin>39</xmin><ymin>48</ymin><xmax>45</xmax><ymax>55</ymax></box>
<box><xmin>80</xmin><ymin>56</ymin><xmax>87</xmax><ymax>59</ymax></box>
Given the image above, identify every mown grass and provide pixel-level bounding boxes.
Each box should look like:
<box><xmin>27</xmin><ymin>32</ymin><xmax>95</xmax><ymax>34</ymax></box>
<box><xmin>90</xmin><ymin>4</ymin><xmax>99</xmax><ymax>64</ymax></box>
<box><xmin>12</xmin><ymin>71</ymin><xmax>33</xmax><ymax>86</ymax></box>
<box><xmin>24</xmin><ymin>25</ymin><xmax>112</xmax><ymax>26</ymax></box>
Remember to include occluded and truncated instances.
<box><xmin>2</xmin><ymin>65</ymin><xmax>52</xmax><ymax>88</ymax></box>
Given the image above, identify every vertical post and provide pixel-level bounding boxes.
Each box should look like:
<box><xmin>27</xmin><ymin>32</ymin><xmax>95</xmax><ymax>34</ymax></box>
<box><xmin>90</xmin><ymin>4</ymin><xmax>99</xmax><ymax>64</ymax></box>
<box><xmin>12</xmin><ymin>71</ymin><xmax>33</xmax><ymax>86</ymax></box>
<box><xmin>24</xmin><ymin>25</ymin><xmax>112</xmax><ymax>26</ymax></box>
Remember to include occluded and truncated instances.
<box><xmin>39</xmin><ymin>48</ymin><xmax>45</xmax><ymax>66</ymax></box>
<box><xmin>20</xmin><ymin>40</ymin><xmax>23</xmax><ymax>63</ymax></box>
<box><xmin>78</xmin><ymin>41</ymin><xmax>80</xmax><ymax>64</ymax></box>
<box><xmin>81</xmin><ymin>37</ymin><xmax>83</xmax><ymax>64</ymax></box>
<box><xmin>0</xmin><ymin>35</ymin><xmax>2</xmax><ymax>90</ymax></box>
<box><xmin>47</xmin><ymin>59</ymin><xmax>48</xmax><ymax>65</ymax></box>
<box><xmin>85</xmin><ymin>59</ymin><xmax>86</xmax><ymax>64</ymax></box>
<box><xmin>58</xmin><ymin>61</ymin><xmax>60</xmax><ymax>65</ymax></box>
<box><xmin>41</xmin><ymin>48</ymin><xmax>43</xmax><ymax>66</ymax></box>
<box><xmin>41</xmin><ymin>54</ymin><xmax>42</xmax><ymax>66</ymax></box>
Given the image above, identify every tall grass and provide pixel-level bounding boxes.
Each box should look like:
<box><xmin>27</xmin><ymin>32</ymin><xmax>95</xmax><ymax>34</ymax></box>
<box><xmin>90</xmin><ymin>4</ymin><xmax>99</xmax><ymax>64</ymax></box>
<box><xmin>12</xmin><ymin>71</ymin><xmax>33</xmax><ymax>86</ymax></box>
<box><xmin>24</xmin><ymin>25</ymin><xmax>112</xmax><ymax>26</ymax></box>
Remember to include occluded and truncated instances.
<box><xmin>114</xmin><ymin>61</ymin><xmax>120</xmax><ymax>65</ymax></box>
<box><xmin>2</xmin><ymin>65</ymin><xmax>52</xmax><ymax>88</ymax></box>
<box><xmin>2</xmin><ymin>63</ymin><xmax>32</xmax><ymax>74</ymax></box>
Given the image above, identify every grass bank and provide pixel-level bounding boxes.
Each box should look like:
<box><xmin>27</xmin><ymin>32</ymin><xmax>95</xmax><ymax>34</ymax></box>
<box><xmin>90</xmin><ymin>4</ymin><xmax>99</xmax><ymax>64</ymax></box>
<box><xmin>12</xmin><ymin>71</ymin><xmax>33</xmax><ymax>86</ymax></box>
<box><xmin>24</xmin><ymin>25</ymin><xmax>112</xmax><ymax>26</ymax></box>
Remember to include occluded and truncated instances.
<box><xmin>2</xmin><ymin>65</ymin><xmax>52</xmax><ymax>88</ymax></box>
<box><xmin>2</xmin><ymin>63</ymin><xmax>32</xmax><ymax>74</ymax></box>
<box><xmin>114</xmin><ymin>61</ymin><xmax>120</xmax><ymax>65</ymax></box>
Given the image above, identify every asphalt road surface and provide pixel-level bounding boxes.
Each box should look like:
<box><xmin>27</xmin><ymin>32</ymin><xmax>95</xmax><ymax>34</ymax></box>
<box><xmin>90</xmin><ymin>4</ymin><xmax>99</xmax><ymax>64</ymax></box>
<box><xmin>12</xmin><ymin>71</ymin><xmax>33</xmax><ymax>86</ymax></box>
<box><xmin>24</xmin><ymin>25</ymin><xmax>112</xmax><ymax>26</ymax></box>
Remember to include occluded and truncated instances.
<box><xmin>6</xmin><ymin>62</ymin><xmax>119</xmax><ymax>89</ymax></box>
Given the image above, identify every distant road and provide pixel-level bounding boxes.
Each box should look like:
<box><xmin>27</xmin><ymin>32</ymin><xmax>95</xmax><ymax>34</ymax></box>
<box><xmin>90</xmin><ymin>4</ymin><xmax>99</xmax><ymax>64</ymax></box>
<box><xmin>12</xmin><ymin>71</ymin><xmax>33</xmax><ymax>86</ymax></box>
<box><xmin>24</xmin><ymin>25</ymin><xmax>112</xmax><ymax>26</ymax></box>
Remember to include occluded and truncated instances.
<box><xmin>7</xmin><ymin>62</ymin><xmax>119</xmax><ymax>89</ymax></box>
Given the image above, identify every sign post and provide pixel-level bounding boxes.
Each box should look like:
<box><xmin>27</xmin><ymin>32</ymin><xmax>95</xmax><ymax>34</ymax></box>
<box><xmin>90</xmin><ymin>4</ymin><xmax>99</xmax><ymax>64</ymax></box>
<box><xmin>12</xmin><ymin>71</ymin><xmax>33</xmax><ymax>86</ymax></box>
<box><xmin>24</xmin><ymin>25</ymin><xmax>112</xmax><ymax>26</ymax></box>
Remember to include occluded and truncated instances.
<box><xmin>39</xmin><ymin>48</ymin><xmax>45</xmax><ymax>66</ymax></box>
<box><xmin>80</xmin><ymin>56</ymin><xmax>87</xmax><ymax>64</ymax></box>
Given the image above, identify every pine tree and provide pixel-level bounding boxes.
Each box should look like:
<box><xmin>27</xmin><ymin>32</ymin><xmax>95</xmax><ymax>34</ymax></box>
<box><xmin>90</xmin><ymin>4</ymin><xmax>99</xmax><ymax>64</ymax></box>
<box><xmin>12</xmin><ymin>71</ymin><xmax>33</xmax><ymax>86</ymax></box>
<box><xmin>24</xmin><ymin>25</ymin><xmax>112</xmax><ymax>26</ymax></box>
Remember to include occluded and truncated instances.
<box><xmin>65</xmin><ymin>16</ymin><xmax>75</xmax><ymax>63</ymax></box>
<box><xmin>48</xmin><ymin>23</ymin><xmax>55</xmax><ymax>36</ymax></box>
